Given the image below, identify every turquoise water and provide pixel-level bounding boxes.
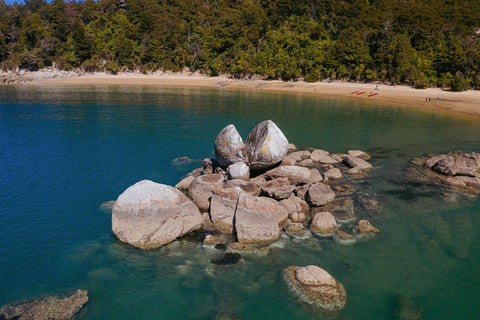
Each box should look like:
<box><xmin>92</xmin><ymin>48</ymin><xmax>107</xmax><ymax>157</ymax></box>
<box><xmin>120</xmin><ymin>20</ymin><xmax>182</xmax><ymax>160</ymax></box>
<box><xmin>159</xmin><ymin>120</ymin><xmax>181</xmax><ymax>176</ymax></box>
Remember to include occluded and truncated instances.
<box><xmin>0</xmin><ymin>85</ymin><xmax>479</xmax><ymax>319</ymax></box>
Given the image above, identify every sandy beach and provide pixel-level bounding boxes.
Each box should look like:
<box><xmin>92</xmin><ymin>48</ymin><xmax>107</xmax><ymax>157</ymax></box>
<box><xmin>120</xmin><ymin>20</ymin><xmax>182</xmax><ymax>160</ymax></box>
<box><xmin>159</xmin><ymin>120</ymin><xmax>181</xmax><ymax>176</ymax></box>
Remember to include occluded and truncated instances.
<box><xmin>37</xmin><ymin>72</ymin><xmax>480</xmax><ymax>118</ymax></box>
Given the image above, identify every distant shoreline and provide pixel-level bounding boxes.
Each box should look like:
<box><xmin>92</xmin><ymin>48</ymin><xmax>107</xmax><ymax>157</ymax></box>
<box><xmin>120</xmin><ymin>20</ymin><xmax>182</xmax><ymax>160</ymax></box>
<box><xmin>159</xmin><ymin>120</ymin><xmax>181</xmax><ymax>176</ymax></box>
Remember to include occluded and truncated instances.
<box><xmin>3</xmin><ymin>69</ymin><xmax>480</xmax><ymax>118</ymax></box>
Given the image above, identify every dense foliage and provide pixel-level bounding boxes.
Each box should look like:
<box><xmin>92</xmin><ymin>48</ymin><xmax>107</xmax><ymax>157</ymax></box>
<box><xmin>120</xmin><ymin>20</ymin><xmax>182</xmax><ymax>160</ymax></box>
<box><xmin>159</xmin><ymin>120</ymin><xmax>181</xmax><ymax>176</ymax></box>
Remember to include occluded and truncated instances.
<box><xmin>1</xmin><ymin>0</ymin><xmax>480</xmax><ymax>89</ymax></box>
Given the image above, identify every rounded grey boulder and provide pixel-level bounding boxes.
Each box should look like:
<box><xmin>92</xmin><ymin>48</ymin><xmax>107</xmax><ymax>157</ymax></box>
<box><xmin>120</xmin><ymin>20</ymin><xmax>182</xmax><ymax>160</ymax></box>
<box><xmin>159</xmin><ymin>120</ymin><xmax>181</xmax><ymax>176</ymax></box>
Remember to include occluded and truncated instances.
<box><xmin>112</xmin><ymin>180</ymin><xmax>203</xmax><ymax>250</ymax></box>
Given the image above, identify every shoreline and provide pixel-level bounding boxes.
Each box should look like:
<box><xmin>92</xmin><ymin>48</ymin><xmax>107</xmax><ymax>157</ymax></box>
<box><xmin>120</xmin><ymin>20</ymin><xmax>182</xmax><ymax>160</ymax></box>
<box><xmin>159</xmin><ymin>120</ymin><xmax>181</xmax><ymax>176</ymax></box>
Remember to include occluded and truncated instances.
<box><xmin>4</xmin><ymin>70</ymin><xmax>480</xmax><ymax>118</ymax></box>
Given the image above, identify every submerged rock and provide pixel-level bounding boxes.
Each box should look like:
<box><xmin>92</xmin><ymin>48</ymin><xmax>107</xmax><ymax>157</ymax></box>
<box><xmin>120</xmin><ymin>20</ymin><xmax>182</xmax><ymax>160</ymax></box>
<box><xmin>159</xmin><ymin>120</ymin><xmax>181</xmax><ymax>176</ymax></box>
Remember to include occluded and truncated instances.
<box><xmin>284</xmin><ymin>265</ymin><xmax>347</xmax><ymax>312</ymax></box>
<box><xmin>112</xmin><ymin>180</ymin><xmax>203</xmax><ymax>249</ymax></box>
<box><xmin>245</xmin><ymin>120</ymin><xmax>289</xmax><ymax>170</ymax></box>
<box><xmin>353</xmin><ymin>219</ymin><xmax>380</xmax><ymax>239</ymax></box>
<box><xmin>215</xmin><ymin>124</ymin><xmax>248</xmax><ymax>167</ymax></box>
<box><xmin>285</xmin><ymin>223</ymin><xmax>310</xmax><ymax>239</ymax></box>
<box><xmin>211</xmin><ymin>252</ymin><xmax>242</xmax><ymax>265</ymax></box>
<box><xmin>394</xmin><ymin>296</ymin><xmax>423</xmax><ymax>320</ymax></box>
<box><xmin>404</xmin><ymin>152</ymin><xmax>480</xmax><ymax>195</ymax></box>
<box><xmin>333</xmin><ymin>230</ymin><xmax>356</xmax><ymax>246</ymax></box>
<box><xmin>0</xmin><ymin>289</ymin><xmax>88</xmax><ymax>320</ymax></box>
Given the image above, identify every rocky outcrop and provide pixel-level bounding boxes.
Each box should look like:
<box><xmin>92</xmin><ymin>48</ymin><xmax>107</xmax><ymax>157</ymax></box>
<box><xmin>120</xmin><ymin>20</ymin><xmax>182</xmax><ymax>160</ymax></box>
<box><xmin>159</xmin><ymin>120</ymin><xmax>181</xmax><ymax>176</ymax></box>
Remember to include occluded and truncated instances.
<box><xmin>0</xmin><ymin>289</ymin><xmax>88</xmax><ymax>320</ymax></box>
<box><xmin>235</xmin><ymin>194</ymin><xmax>281</xmax><ymax>244</ymax></box>
<box><xmin>305</xmin><ymin>183</ymin><xmax>336</xmax><ymax>206</ymax></box>
<box><xmin>112</xmin><ymin>180</ymin><xmax>203</xmax><ymax>249</ymax></box>
<box><xmin>284</xmin><ymin>265</ymin><xmax>346</xmax><ymax>312</ymax></box>
<box><xmin>215</xmin><ymin>124</ymin><xmax>248</xmax><ymax>167</ymax></box>
<box><xmin>427</xmin><ymin>152</ymin><xmax>480</xmax><ymax>177</ymax></box>
<box><xmin>111</xmin><ymin>119</ymin><xmax>379</xmax><ymax>253</ymax></box>
<box><xmin>245</xmin><ymin>120</ymin><xmax>289</xmax><ymax>170</ymax></box>
<box><xmin>405</xmin><ymin>151</ymin><xmax>480</xmax><ymax>195</ymax></box>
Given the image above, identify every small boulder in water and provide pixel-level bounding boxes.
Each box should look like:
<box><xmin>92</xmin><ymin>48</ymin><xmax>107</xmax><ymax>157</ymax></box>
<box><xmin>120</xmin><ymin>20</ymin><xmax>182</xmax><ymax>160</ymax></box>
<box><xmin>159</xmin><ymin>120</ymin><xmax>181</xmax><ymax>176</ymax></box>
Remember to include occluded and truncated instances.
<box><xmin>284</xmin><ymin>265</ymin><xmax>347</xmax><ymax>312</ymax></box>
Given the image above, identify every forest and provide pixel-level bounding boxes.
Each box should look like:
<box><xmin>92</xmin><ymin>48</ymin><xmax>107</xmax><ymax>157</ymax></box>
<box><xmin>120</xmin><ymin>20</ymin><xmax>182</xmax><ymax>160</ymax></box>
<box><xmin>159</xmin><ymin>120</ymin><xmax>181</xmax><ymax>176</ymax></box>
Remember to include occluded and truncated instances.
<box><xmin>1</xmin><ymin>0</ymin><xmax>479</xmax><ymax>90</ymax></box>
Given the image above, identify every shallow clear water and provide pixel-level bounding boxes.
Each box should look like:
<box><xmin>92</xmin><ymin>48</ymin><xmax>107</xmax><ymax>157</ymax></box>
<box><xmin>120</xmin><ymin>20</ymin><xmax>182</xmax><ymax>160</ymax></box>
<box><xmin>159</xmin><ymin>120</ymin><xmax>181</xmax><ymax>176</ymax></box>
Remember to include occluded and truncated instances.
<box><xmin>0</xmin><ymin>85</ymin><xmax>479</xmax><ymax>319</ymax></box>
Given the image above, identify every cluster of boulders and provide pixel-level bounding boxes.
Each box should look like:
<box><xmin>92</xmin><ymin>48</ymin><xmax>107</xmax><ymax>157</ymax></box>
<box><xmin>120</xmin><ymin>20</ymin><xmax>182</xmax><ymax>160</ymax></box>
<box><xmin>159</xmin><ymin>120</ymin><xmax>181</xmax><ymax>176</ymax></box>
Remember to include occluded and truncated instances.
<box><xmin>0</xmin><ymin>290</ymin><xmax>88</xmax><ymax>320</ymax></box>
<box><xmin>405</xmin><ymin>151</ymin><xmax>480</xmax><ymax>195</ymax></box>
<box><xmin>111</xmin><ymin>120</ymin><xmax>382</xmax><ymax>312</ymax></box>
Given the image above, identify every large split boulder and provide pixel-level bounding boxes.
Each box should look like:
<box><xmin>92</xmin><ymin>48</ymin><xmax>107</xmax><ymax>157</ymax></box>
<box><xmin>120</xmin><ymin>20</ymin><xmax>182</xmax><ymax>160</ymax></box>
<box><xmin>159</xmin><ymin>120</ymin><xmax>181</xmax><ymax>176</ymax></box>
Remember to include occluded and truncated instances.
<box><xmin>245</xmin><ymin>120</ymin><xmax>289</xmax><ymax>170</ymax></box>
<box><xmin>284</xmin><ymin>265</ymin><xmax>347</xmax><ymax>312</ymax></box>
<box><xmin>112</xmin><ymin>180</ymin><xmax>203</xmax><ymax>249</ymax></box>
<box><xmin>0</xmin><ymin>290</ymin><xmax>88</xmax><ymax>320</ymax></box>
<box><xmin>235</xmin><ymin>194</ymin><xmax>282</xmax><ymax>244</ymax></box>
<box><xmin>215</xmin><ymin>124</ymin><xmax>248</xmax><ymax>167</ymax></box>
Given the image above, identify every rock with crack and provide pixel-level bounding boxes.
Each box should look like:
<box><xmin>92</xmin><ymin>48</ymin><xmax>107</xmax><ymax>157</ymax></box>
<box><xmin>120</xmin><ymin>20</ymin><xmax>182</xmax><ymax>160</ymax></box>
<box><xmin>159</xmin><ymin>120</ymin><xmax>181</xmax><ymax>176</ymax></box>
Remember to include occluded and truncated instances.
<box><xmin>245</xmin><ymin>120</ymin><xmax>289</xmax><ymax>170</ymax></box>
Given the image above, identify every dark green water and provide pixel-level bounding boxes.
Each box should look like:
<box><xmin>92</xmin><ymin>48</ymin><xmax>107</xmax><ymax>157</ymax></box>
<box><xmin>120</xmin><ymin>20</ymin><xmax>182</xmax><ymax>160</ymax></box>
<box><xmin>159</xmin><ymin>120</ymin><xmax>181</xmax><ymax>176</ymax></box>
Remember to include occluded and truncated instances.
<box><xmin>0</xmin><ymin>85</ymin><xmax>479</xmax><ymax>319</ymax></box>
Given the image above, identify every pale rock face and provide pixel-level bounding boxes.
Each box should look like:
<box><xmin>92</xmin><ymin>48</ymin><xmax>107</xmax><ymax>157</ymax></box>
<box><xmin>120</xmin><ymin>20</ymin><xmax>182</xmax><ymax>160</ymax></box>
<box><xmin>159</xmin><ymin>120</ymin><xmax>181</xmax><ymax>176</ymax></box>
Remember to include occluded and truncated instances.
<box><xmin>284</xmin><ymin>265</ymin><xmax>347</xmax><ymax>312</ymax></box>
<box><xmin>188</xmin><ymin>174</ymin><xmax>225</xmax><ymax>211</ymax></box>
<box><xmin>265</xmin><ymin>165</ymin><xmax>311</xmax><ymax>184</ymax></box>
<box><xmin>227</xmin><ymin>162</ymin><xmax>250</xmax><ymax>180</ymax></box>
<box><xmin>245</xmin><ymin>120</ymin><xmax>289</xmax><ymax>170</ymax></box>
<box><xmin>310</xmin><ymin>211</ymin><xmax>337</xmax><ymax>236</ymax></box>
<box><xmin>215</xmin><ymin>124</ymin><xmax>248</xmax><ymax>167</ymax></box>
<box><xmin>235</xmin><ymin>194</ymin><xmax>281</xmax><ymax>244</ymax></box>
<box><xmin>305</xmin><ymin>183</ymin><xmax>336</xmax><ymax>206</ymax></box>
<box><xmin>209</xmin><ymin>187</ymin><xmax>241</xmax><ymax>234</ymax></box>
<box><xmin>112</xmin><ymin>180</ymin><xmax>203</xmax><ymax>250</ymax></box>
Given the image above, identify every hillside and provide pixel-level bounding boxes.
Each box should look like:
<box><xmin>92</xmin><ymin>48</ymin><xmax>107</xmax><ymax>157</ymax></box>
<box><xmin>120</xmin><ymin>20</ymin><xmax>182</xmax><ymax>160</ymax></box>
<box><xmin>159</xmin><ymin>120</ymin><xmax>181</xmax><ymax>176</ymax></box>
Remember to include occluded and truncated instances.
<box><xmin>1</xmin><ymin>0</ymin><xmax>479</xmax><ymax>90</ymax></box>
